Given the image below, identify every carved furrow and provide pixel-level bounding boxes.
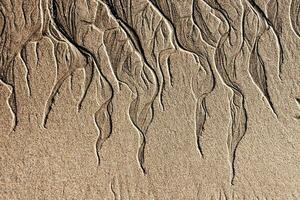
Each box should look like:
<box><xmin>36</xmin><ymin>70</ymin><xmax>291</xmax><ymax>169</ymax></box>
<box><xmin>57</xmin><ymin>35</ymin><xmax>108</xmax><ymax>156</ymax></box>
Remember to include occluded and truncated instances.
<box><xmin>103</xmin><ymin>26</ymin><xmax>157</xmax><ymax>173</ymax></box>
<box><xmin>6</xmin><ymin>61</ymin><xmax>18</xmax><ymax>131</ymax></box>
<box><xmin>195</xmin><ymin>96</ymin><xmax>208</xmax><ymax>156</ymax></box>
<box><xmin>151</xmin><ymin>22</ymin><xmax>175</xmax><ymax>109</ymax></box>
<box><xmin>266</xmin><ymin>0</ymin><xmax>282</xmax><ymax>35</ymax></box>
<box><xmin>246</xmin><ymin>0</ymin><xmax>284</xmax><ymax>78</ymax></box>
<box><xmin>296</xmin><ymin>98</ymin><xmax>300</xmax><ymax>105</ymax></box>
<box><xmin>41</xmin><ymin>31</ymin><xmax>92</xmax><ymax>128</ymax></box>
<box><xmin>51</xmin><ymin>0</ymin><xmax>115</xmax><ymax>165</ymax></box>
<box><xmin>290</xmin><ymin>0</ymin><xmax>300</xmax><ymax>38</ymax></box>
<box><xmin>102</xmin><ymin>1</ymin><xmax>157</xmax><ymax>173</ymax></box>
<box><xmin>108</xmin><ymin>29</ymin><xmax>157</xmax><ymax>173</ymax></box>
<box><xmin>228</xmin><ymin>90</ymin><xmax>247</xmax><ymax>186</ymax></box>
<box><xmin>192</xmin><ymin>0</ymin><xmax>218</xmax><ymax>48</ymax></box>
<box><xmin>99</xmin><ymin>0</ymin><xmax>171</xmax><ymax>172</ymax></box>
<box><xmin>41</xmin><ymin>35</ymin><xmax>91</xmax><ymax>127</ymax></box>
<box><xmin>103</xmin><ymin>0</ymin><xmax>172</xmax><ymax>104</ymax></box>
<box><xmin>52</xmin><ymin>0</ymin><xmax>161</xmax><ymax>172</ymax></box>
<box><xmin>0</xmin><ymin>0</ymin><xmax>42</xmax><ymax>131</ymax></box>
<box><xmin>249</xmin><ymin>37</ymin><xmax>278</xmax><ymax>117</ymax></box>
<box><xmin>203</xmin><ymin>0</ymin><xmax>248</xmax><ymax>185</ymax></box>
<box><xmin>241</xmin><ymin>3</ymin><xmax>258</xmax><ymax>49</ymax></box>
<box><xmin>77</xmin><ymin>57</ymin><xmax>94</xmax><ymax>110</ymax></box>
<box><xmin>20</xmin><ymin>48</ymin><xmax>32</xmax><ymax>96</ymax></box>
<box><xmin>95</xmin><ymin>86</ymin><xmax>113</xmax><ymax>165</ymax></box>
<box><xmin>244</xmin><ymin>1</ymin><xmax>279</xmax><ymax>117</ymax></box>
<box><xmin>106</xmin><ymin>1</ymin><xmax>190</xmax><ymax>166</ymax></box>
<box><xmin>150</xmin><ymin>0</ymin><xmax>216</xmax><ymax>157</ymax></box>
<box><xmin>203</xmin><ymin>0</ymin><xmax>285</xmax><ymax>185</ymax></box>
<box><xmin>94</xmin><ymin>66</ymin><xmax>114</xmax><ymax>166</ymax></box>
<box><xmin>296</xmin><ymin>98</ymin><xmax>300</xmax><ymax>119</ymax></box>
<box><xmin>100</xmin><ymin>1</ymin><xmax>159</xmax><ymax>174</ymax></box>
<box><xmin>110</xmin><ymin>177</ymin><xmax>118</xmax><ymax>200</ymax></box>
<box><xmin>51</xmin><ymin>0</ymin><xmax>96</xmax><ymax>112</ymax></box>
<box><xmin>42</xmin><ymin>70</ymin><xmax>73</xmax><ymax>127</ymax></box>
<box><xmin>214</xmin><ymin>31</ymin><xmax>247</xmax><ymax>185</ymax></box>
<box><xmin>265</xmin><ymin>0</ymin><xmax>284</xmax><ymax>72</ymax></box>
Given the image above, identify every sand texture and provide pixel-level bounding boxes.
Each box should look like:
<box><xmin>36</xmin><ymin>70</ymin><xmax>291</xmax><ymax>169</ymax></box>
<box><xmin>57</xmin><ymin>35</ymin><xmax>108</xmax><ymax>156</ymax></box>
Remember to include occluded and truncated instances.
<box><xmin>0</xmin><ymin>0</ymin><xmax>300</xmax><ymax>199</ymax></box>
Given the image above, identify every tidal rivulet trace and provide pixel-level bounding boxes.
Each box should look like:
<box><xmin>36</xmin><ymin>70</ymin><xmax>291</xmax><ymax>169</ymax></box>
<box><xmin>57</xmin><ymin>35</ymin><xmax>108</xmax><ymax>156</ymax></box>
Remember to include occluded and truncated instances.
<box><xmin>0</xmin><ymin>0</ymin><xmax>299</xmax><ymax>198</ymax></box>
<box><xmin>0</xmin><ymin>0</ymin><xmax>287</xmax><ymax>183</ymax></box>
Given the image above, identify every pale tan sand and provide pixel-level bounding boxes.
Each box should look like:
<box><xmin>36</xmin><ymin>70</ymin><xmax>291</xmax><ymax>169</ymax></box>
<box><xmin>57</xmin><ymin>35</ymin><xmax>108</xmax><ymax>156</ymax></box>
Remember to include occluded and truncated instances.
<box><xmin>0</xmin><ymin>0</ymin><xmax>299</xmax><ymax>199</ymax></box>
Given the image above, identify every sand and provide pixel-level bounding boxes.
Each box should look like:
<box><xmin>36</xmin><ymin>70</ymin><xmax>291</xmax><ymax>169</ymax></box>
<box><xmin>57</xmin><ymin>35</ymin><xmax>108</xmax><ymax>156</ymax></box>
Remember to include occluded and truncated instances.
<box><xmin>0</xmin><ymin>0</ymin><xmax>299</xmax><ymax>199</ymax></box>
